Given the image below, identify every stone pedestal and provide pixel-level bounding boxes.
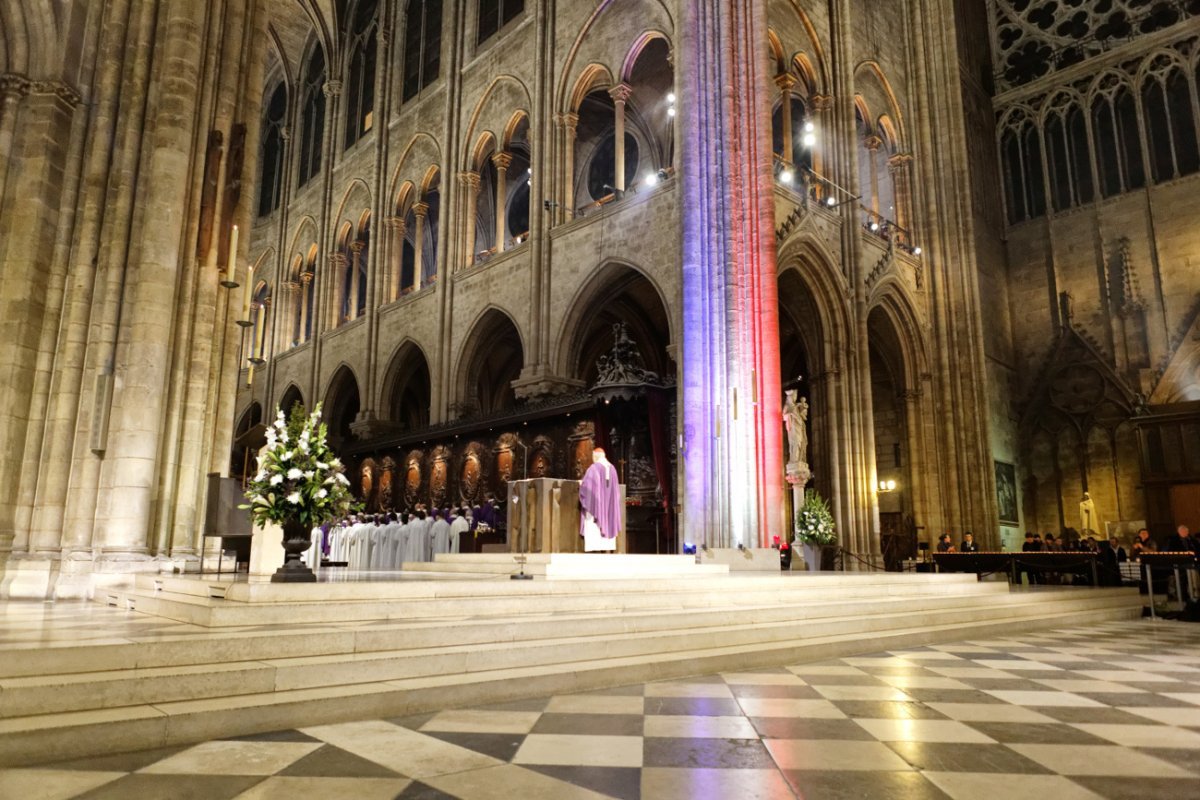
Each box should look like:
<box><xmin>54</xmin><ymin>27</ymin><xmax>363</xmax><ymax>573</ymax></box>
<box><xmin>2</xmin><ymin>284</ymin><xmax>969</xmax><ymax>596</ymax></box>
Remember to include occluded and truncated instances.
<box><xmin>699</xmin><ymin>547</ymin><xmax>781</xmax><ymax>572</ymax></box>
<box><xmin>249</xmin><ymin>522</ymin><xmax>285</xmax><ymax>577</ymax></box>
<box><xmin>507</xmin><ymin>478</ymin><xmax>627</xmax><ymax>555</ymax></box>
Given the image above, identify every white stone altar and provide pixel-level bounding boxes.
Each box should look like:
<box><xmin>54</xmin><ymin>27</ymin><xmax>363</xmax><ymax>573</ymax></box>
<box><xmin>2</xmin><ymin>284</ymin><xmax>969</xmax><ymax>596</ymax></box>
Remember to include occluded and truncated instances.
<box><xmin>507</xmin><ymin>478</ymin><xmax>627</xmax><ymax>555</ymax></box>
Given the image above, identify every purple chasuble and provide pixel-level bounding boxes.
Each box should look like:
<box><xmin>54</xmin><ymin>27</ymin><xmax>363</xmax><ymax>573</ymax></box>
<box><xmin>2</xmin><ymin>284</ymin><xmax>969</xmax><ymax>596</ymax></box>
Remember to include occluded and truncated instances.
<box><xmin>579</xmin><ymin>459</ymin><xmax>623</xmax><ymax>539</ymax></box>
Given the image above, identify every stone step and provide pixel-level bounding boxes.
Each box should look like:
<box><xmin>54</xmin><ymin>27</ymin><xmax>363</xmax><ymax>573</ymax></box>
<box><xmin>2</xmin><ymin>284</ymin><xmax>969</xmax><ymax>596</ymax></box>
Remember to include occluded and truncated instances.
<box><xmin>19</xmin><ymin>581</ymin><xmax>1012</xmax><ymax>680</ymax></box>
<box><xmin>102</xmin><ymin>572</ymin><xmax>1009</xmax><ymax>628</ymax></box>
<box><xmin>0</xmin><ymin>594</ymin><xmax>1143</xmax><ymax>768</ymax></box>
<box><xmin>0</xmin><ymin>588</ymin><xmax>1137</xmax><ymax>719</ymax></box>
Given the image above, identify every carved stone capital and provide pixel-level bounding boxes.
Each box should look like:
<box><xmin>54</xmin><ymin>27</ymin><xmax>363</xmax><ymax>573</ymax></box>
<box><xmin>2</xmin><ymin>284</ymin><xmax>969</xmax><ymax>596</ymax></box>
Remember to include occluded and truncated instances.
<box><xmin>323</xmin><ymin>80</ymin><xmax>343</xmax><ymax>98</ymax></box>
<box><xmin>887</xmin><ymin>152</ymin><xmax>913</xmax><ymax>172</ymax></box>
<box><xmin>412</xmin><ymin>201</ymin><xmax>429</xmax><ymax>219</ymax></box>
<box><xmin>0</xmin><ymin>73</ymin><xmax>31</xmax><ymax>100</ymax></box>
<box><xmin>279</xmin><ymin>125</ymin><xmax>292</xmax><ymax>141</ymax></box>
<box><xmin>608</xmin><ymin>83</ymin><xmax>634</xmax><ymax>105</ymax></box>
<box><xmin>774</xmin><ymin>73</ymin><xmax>798</xmax><ymax>91</ymax></box>
<box><xmin>282</xmin><ymin>280</ymin><xmax>301</xmax><ymax>292</ymax></box>
<box><xmin>810</xmin><ymin>93</ymin><xmax>833</xmax><ymax>112</ymax></box>
<box><xmin>458</xmin><ymin>170</ymin><xmax>480</xmax><ymax>190</ymax></box>
<box><xmin>863</xmin><ymin>135</ymin><xmax>883</xmax><ymax>152</ymax></box>
<box><xmin>349</xmin><ymin>240</ymin><xmax>365</xmax><ymax>255</ymax></box>
<box><xmin>300</xmin><ymin>271</ymin><xmax>315</xmax><ymax>285</ymax></box>
<box><xmin>555</xmin><ymin>111</ymin><xmax>580</xmax><ymax>133</ymax></box>
<box><xmin>328</xmin><ymin>252</ymin><xmax>347</xmax><ymax>268</ymax></box>
<box><xmin>30</xmin><ymin>79</ymin><xmax>81</xmax><ymax>107</ymax></box>
<box><xmin>491</xmin><ymin>151</ymin><xmax>513</xmax><ymax>171</ymax></box>
<box><xmin>386</xmin><ymin>215</ymin><xmax>406</xmax><ymax>232</ymax></box>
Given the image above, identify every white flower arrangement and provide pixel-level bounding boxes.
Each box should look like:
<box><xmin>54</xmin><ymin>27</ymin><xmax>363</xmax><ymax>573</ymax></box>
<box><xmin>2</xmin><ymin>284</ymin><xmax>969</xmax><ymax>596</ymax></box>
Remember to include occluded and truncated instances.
<box><xmin>242</xmin><ymin>403</ymin><xmax>358</xmax><ymax>529</ymax></box>
<box><xmin>795</xmin><ymin>489</ymin><xmax>837</xmax><ymax>546</ymax></box>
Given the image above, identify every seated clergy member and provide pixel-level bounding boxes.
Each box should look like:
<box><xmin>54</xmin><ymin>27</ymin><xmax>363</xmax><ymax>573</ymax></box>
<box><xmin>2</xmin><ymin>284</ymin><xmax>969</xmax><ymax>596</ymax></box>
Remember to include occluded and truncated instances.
<box><xmin>936</xmin><ymin>533</ymin><xmax>956</xmax><ymax>553</ymax></box>
<box><xmin>960</xmin><ymin>532</ymin><xmax>979</xmax><ymax>553</ymax></box>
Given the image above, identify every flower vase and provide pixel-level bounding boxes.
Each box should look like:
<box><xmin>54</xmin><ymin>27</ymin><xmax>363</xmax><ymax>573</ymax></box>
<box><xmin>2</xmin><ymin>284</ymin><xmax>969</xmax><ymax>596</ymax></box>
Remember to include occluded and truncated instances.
<box><xmin>271</xmin><ymin>518</ymin><xmax>317</xmax><ymax>583</ymax></box>
<box><xmin>801</xmin><ymin>542</ymin><xmax>822</xmax><ymax>572</ymax></box>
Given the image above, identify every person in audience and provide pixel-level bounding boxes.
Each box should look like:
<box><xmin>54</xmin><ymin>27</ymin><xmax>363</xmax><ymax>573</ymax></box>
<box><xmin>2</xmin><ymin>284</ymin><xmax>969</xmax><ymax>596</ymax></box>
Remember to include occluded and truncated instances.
<box><xmin>1021</xmin><ymin>531</ymin><xmax>1042</xmax><ymax>584</ymax></box>
<box><xmin>936</xmin><ymin>533</ymin><xmax>956</xmax><ymax>553</ymax></box>
<box><xmin>1131</xmin><ymin>528</ymin><xmax>1157</xmax><ymax>558</ymax></box>
<box><xmin>960</xmin><ymin>532</ymin><xmax>979</xmax><ymax>552</ymax></box>
<box><xmin>1099</xmin><ymin>536</ymin><xmax>1128</xmax><ymax>586</ymax></box>
<box><xmin>1166</xmin><ymin>524</ymin><xmax>1197</xmax><ymax>553</ymax></box>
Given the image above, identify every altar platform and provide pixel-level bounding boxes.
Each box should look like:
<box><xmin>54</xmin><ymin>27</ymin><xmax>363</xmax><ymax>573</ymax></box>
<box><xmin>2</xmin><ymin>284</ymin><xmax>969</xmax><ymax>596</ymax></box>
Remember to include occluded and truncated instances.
<box><xmin>0</xmin><ymin>561</ymin><xmax>1143</xmax><ymax>767</ymax></box>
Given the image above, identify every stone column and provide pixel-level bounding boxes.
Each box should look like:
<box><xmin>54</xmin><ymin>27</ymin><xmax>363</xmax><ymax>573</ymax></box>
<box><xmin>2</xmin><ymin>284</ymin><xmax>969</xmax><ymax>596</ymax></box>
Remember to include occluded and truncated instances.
<box><xmin>865</xmin><ymin>135</ymin><xmax>882</xmax><ymax>217</ymax></box>
<box><xmin>0</xmin><ymin>74</ymin><xmax>30</xmax><ymax>204</ymax></box>
<box><xmin>678</xmin><ymin>0</ymin><xmax>785</xmax><ymax>549</ymax></box>
<box><xmin>888</xmin><ymin>153</ymin><xmax>913</xmax><ymax>236</ymax></box>
<box><xmin>775</xmin><ymin>73</ymin><xmax>796</xmax><ymax>165</ymax></box>
<box><xmin>809</xmin><ymin>93</ymin><xmax>831</xmax><ymax>195</ymax></box>
<box><xmin>492</xmin><ymin>152</ymin><xmax>511</xmax><ymax>252</ymax></box>
<box><xmin>349</xmin><ymin>240</ymin><xmax>365</xmax><ymax>320</ymax></box>
<box><xmin>557</xmin><ymin>112</ymin><xmax>578</xmax><ymax>223</ymax></box>
<box><xmin>609</xmin><ymin>84</ymin><xmax>633</xmax><ymax>192</ymax></box>
<box><xmin>411</xmin><ymin>201</ymin><xmax>428</xmax><ymax>291</ymax></box>
<box><xmin>384</xmin><ymin>215</ymin><xmax>403</xmax><ymax>302</ymax></box>
<box><xmin>299</xmin><ymin>271</ymin><xmax>314</xmax><ymax>342</ymax></box>
<box><xmin>279</xmin><ymin>280</ymin><xmax>300</xmax><ymax>352</ymax></box>
<box><xmin>459</xmin><ymin>171</ymin><xmax>480</xmax><ymax>268</ymax></box>
<box><xmin>328</xmin><ymin>252</ymin><xmax>347</xmax><ymax>327</ymax></box>
<box><xmin>93</xmin><ymin>1</ymin><xmax>208</xmax><ymax>560</ymax></box>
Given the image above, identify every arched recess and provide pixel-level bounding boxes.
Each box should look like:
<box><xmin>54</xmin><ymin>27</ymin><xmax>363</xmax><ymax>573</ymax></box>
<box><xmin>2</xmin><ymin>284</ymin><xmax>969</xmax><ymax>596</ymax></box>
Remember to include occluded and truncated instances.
<box><xmin>323</xmin><ymin>364</ymin><xmax>362</xmax><ymax>449</ymax></box>
<box><xmin>231</xmin><ymin>401</ymin><xmax>265</xmax><ymax>480</ymax></box>
<box><xmin>279</xmin><ymin>384</ymin><xmax>305</xmax><ymax>417</ymax></box>
<box><xmin>382</xmin><ymin>340</ymin><xmax>431</xmax><ymax>430</ymax></box>
<box><xmin>557</xmin><ymin>262</ymin><xmax>673</xmax><ymax>384</ymax></box>
<box><xmin>776</xmin><ymin>240</ymin><xmax>855</xmax><ymax>544</ymax></box>
<box><xmin>867</xmin><ymin>306</ymin><xmax>912</xmax><ymax>527</ymax></box>
<box><xmin>454</xmin><ymin>308</ymin><xmax>525</xmax><ymax>416</ymax></box>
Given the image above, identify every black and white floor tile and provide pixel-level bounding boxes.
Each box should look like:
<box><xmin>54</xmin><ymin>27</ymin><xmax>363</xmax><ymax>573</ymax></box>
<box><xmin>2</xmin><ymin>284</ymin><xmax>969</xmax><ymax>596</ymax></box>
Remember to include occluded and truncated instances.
<box><xmin>6</xmin><ymin>620</ymin><xmax>1200</xmax><ymax>799</ymax></box>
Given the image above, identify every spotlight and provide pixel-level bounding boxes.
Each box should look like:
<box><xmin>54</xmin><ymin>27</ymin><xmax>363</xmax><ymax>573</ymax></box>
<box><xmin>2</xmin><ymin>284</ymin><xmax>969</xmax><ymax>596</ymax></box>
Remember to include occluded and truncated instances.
<box><xmin>644</xmin><ymin>172</ymin><xmax>658</xmax><ymax>188</ymax></box>
<box><xmin>779</xmin><ymin>168</ymin><xmax>794</xmax><ymax>185</ymax></box>
<box><xmin>825</xmin><ymin>196</ymin><xmax>836</xmax><ymax>207</ymax></box>
<box><xmin>869</xmin><ymin>221</ymin><xmax>880</xmax><ymax>232</ymax></box>
<box><xmin>667</xmin><ymin>106</ymin><xmax>676</xmax><ymax>118</ymax></box>
<box><xmin>913</xmin><ymin>246</ymin><xmax>923</xmax><ymax>256</ymax></box>
<box><xmin>802</xmin><ymin>132</ymin><xmax>816</xmax><ymax>147</ymax></box>
<box><xmin>877</xmin><ymin>479</ymin><xmax>897</xmax><ymax>493</ymax></box>
<box><xmin>667</xmin><ymin>92</ymin><xmax>676</xmax><ymax>103</ymax></box>
<box><xmin>804</xmin><ymin>121</ymin><xmax>815</xmax><ymax>132</ymax></box>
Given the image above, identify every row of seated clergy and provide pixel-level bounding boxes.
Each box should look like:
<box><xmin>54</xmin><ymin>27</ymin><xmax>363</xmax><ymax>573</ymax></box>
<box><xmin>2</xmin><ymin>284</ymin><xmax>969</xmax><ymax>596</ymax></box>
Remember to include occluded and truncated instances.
<box><xmin>306</xmin><ymin>510</ymin><xmax>469</xmax><ymax>570</ymax></box>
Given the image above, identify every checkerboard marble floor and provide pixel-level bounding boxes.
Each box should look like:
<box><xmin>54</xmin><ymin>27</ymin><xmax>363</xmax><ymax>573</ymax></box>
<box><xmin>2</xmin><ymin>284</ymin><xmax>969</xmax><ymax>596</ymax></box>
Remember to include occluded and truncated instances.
<box><xmin>7</xmin><ymin>620</ymin><xmax>1200</xmax><ymax>799</ymax></box>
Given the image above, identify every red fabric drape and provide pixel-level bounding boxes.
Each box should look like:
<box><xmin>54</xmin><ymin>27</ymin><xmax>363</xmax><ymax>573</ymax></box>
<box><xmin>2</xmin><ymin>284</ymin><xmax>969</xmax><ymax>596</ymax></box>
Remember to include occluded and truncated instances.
<box><xmin>647</xmin><ymin>389</ymin><xmax>674</xmax><ymax>547</ymax></box>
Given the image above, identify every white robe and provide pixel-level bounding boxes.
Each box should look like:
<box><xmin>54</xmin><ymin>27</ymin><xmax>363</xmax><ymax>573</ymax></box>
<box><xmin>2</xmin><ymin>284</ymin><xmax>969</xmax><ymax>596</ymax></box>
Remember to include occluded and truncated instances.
<box><xmin>448</xmin><ymin>516</ymin><xmax>469</xmax><ymax>555</ymax></box>
<box><xmin>406</xmin><ymin>518</ymin><xmax>432</xmax><ymax>563</ymax></box>
<box><xmin>431</xmin><ymin>519</ymin><xmax>452</xmax><ymax>556</ymax></box>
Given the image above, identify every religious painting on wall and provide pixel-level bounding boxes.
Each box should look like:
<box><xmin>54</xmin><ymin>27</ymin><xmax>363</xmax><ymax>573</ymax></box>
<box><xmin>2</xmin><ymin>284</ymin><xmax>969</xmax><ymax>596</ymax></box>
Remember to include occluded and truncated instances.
<box><xmin>995</xmin><ymin>460</ymin><xmax>1018</xmax><ymax>525</ymax></box>
<box><xmin>430</xmin><ymin>447</ymin><xmax>449</xmax><ymax>508</ymax></box>
<box><xmin>404</xmin><ymin>453</ymin><xmax>422</xmax><ymax>508</ymax></box>
<box><xmin>378</xmin><ymin>457</ymin><xmax>395</xmax><ymax>511</ymax></box>
<box><xmin>460</xmin><ymin>452</ymin><xmax>482</xmax><ymax>503</ymax></box>
<box><xmin>495</xmin><ymin>437</ymin><xmax>515</xmax><ymax>487</ymax></box>
<box><xmin>360</xmin><ymin>458</ymin><xmax>376</xmax><ymax>511</ymax></box>
<box><xmin>573</xmin><ymin>437</ymin><xmax>594</xmax><ymax>479</ymax></box>
<box><xmin>530</xmin><ymin>435</ymin><xmax>554</xmax><ymax>478</ymax></box>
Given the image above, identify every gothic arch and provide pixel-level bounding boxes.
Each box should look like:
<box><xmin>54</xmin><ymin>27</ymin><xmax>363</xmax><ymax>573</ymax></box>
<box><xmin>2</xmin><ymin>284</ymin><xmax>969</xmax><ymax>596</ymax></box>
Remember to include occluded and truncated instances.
<box><xmin>453</xmin><ymin>306</ymin><xmax>526</xmax><ymax>415</ymax></box>
<box><xmin>461</xmin><ymin>75</ymin><xmax>533</xmax><ymax>166</ymax></box>
<box><xmin>332</xmin><ymin>178</ymin><xmax>373</xmax><ymax>234</ymax></box>
<box><xmin>380</xmin><ymin>339</ymin><xmax>432</xmax><ymax>429</ymax></box>
<box><xmin>554</xmin><ymin>0</ymin><xmax>675</xmax><ymax>114</ymax></box>
<box><xmin>555</xmin><ymin>260</ymin><xmax>675</xmax><ymax>383</ymax></box>
<box><xmin>323</xmin><ymin>363</ymin><xmax>362</xmax><ymax>446</ymax></box>
<box><xmin>286</xmin><ymin>216</ymin><xmax>320</xmax><ymax>260</ymax></box>
<box><xmin>278</xmin><ymin>383</ymin><xmax>305</xmax><ymax>416</ymax></box>
<box><xmin>777</xmin><ymin>0</ymin><xmax>829</xmax><ymax>92</ymax></box>
<box><xmin>854</xmin><ymin>61</ymin><xmax>907</xmax><ymax>147</ymax></box>
<box><xmin>387</xmin><ymin>131</ymin><xmax>442</xmax><ymax>206</ymax></box>
<box><xmin>620</xmin><ymin>30</ymin><xmax>672</xmax><ymax>82</ymax></box>
<box><xmin>567</xmin><ymin>63</ymin><xmax>617</xmax><ymax>113</ymax></box>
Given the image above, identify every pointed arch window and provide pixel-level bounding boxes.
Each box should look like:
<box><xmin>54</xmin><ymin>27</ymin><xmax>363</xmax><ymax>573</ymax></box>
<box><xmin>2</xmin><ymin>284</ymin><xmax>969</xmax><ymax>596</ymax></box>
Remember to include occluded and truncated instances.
<box><xmin>999</xmin><ymin>114</ymin><xmax>1046</xmax><ymax>223</ymax></box>
<box><xmin>1043</xmin><ymin>98</ymin><xmax>1093</xmax><ymax>211</ymax></box>
<box><xmin>403</xmin><ymin>0</ymin><xmax>442</xmax><ymax>101</ymax></box>
<box><xmin>344</xmin><ymin>0</ymin><xmax>379</xmax><ymax>149</ymax></box>
<box><xmin>258</xmin><ymin>84</ymin><xmax>287</xmax><ymax>216</ymax></box>
<box><xmin>298</xmin><ymin>48</ymin><xmax>327</xmax><ymax>187</ymax></box>
<box><xmin>1141</xmin><ymin>63</ymin><xmax>1199</xmax><ymax>183</ymax></box>
<box><xmin>1091</xmin><ymin>82</ymin><xmax>1144</xmax><ymax>197</ymax></box>
<box><xmin>477</xmin><ymin>0</ymin><xmax>523</xmax><ymax>45</ymax></box>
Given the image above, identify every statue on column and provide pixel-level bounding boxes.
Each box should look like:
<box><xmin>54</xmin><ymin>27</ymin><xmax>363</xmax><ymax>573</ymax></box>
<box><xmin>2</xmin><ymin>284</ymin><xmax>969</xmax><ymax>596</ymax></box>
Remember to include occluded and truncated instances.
<box><xmin>1079</xmin><ymin>492</ymin><xmax>1098</xmax><ymax>535</ymax></box>
<box><xmin>783</xmin><ymin>390</ymin><xmax>810</xmax><ymax>486</ymax></box>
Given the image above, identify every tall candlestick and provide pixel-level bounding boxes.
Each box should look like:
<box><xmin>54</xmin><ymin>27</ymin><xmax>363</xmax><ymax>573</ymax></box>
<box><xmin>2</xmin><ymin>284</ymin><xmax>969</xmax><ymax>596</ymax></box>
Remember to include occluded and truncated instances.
<box><xmin>240</xmin><ymin>266</ymin><xmax>254</xmax><ymax>321</ymax></box>
<box><xmin>221</xmin><ymin>225</ymin><xmax>239</xmax><ymax>288</ymax></box>
<box><xmin>252</xmin><ymin>303</ymin><xmax>266</xmax><ymax>363</ymax></box>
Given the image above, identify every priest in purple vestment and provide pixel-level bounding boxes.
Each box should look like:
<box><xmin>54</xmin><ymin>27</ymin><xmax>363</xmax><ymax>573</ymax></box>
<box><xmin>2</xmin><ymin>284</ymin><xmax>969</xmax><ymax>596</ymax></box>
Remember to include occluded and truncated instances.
<box><xmin>579</xmin><ymin>447</ymin><xmax>622</xmax><ymax>552</ymax></box>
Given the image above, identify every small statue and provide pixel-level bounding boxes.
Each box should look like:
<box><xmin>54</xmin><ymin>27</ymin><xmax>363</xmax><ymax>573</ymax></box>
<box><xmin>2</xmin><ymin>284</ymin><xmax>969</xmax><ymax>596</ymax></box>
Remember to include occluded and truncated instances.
<box><xmin>783</xmin><ymin>390</ymin><xmax>809</xmax><ymax>467</ymax></box>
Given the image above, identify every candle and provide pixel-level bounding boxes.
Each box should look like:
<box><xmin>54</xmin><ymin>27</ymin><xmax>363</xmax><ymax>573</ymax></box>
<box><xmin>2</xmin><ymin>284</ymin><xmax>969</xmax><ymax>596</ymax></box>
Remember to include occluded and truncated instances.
<box><xmin>241</xmin><ymin>263</ymin><xmax>254</xmax><ymax>320</ymax></box>
<box><xmin>227</xmin><ymin>224</ymin><xmax>239</xmax><ymax>282</ymax></box>
<box><xmin>254</xmin><ymin>303</ymin><xmax>266</xmax><ymax>359</ymax></box>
